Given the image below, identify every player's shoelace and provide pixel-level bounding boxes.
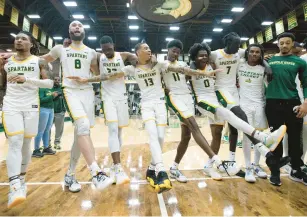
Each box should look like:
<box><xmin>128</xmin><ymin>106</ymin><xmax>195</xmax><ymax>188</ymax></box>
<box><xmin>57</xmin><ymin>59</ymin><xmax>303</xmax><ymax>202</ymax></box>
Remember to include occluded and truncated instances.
<box><xmin>95</xmin><ymin>172</ymin><xmax>108</xmax><ymax>182</ymax></box>
<box><xmin>220</xmin><ymin>161</ymin><xmax>236</xmax><ymax>176</ymax></box>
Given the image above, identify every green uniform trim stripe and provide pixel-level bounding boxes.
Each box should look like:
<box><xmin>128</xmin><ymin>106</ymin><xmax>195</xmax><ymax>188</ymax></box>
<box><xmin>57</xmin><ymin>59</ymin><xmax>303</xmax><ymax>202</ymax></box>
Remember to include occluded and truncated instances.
<box><xmin>197</xmin><ymin>101</ymin><xmax>217</xmax><ymax>114</ymax></box>
<box><xmin>215</xmin><ymin>90</ymin><xmax>228</xmax><ymax>108</ymax></box>
<box><xmin>165</xmin><ymin>94</ymin><xmax>183</xmax><ymax>122</ymax></box>
<box><xmin>62</xmin><ymin>88</ymin><xmax>75</xmax><ymax>123</ymax></box>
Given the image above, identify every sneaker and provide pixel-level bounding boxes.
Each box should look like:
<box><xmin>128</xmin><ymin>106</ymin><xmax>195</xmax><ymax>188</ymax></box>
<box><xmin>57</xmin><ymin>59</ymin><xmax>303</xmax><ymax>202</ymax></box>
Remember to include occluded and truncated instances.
<box><xmin>270</xmin><ymin>172</ymin><xmax>282</xmax><ymax>186</ymax></box>
<box><xmin>203</xmin><ymin>165</ymin><xmax>222</xmax><ymax>180</ymax></box>
<box><xmin>64</xmin><ymin>174</ymin><xmax>81</xmax><ymax>193</ymax></box>
<box><xmin>289</xmin><ymin>169</ymin><xmax>307</xmax><ymax>185</ymax></box>
<box><xmin>115</xmin><ymin>167</ymin><xmax>130</xmax><ymax>185</ymax></box>
<box><xmin>54</xmin><ymin>144</ymin><xmax>61</xmax><ymax>150</ymax></box>
<box><xmin>170</xmin><ymin>167</ymin><xmax>188</xmax><ymax>183</ymax></box>
<box><xmin>20</xmin><ymin>182</ymin><xmax>27</xmax><ymax>198</ymax></box>
<box><xmin>146</xmin><ymin>168</ymin><xmax>157</xmax><ymax>188</ymax></box>
<box><xmin>302</xmin><ymin>164</ymin><xmax>307</xmax><ymax>174</ymax></box>
<box><xmin>42</xmin><ymin>147</ymin><xmax>56</xmax><ymax>155</ymax></box>
<box><xmin>155</xmin><ymin>171</ymin><xmax>172</xmax><ymax>193</ymax></box>
<box><xmin>245</xmin><ymin>167</ymin><xmax>256</xmax><ymax>183</ymax></box>
<box><xmin>264</xmin><ymin>125</ymin><xmax>287</xmax><ymax>151</ymax></box>
<box><xmin>253</xmin><ymin>164</ymin><xmax>267</xmax><ymax>179</ymax></box>
<box><xmin>218</xmin><ymin>161</ymin><xmax>242</xmax><ymax>176</ymax></box>
<box><xmin>32</xmin><ymin>149</ymin><xmax>44</xmax><ymax>158</ymax></box>
<box><xmin>109</xmin><ymin>165</ymin><xmax>116</xmax><ymax>184</ymax></box>
<box><xmin>92</xmin><ymin>171</ymin><xmax>113</xmax><ymax>190</ymax></box>
<box><xmin>7</xmin><ymin>183</ymin><xmax>26</xmax><ymax>209</ymax></box>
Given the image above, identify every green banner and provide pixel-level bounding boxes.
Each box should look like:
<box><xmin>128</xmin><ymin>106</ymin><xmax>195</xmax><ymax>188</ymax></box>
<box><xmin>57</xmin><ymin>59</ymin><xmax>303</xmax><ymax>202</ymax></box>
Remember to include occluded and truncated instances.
<box><xmin>256</xmin><ymin>32</ymin><xmax>264</xmax><ymax>44</ymax></box>
<box><xmin>249</xmin><ymin>37</ymin><xmax>255</xmax><ymax>45</ymax></box>
<box><xmin>265</xmin><ymin>26</ymin><xmax>273</xmax><ymax>42</ymax></box>
<box><xmin>242</xmin><ymin>42</ymin><xmax>247</xmax><ymax>49</ymax></box>
<box><xmin>22</xmin><ymin>17</ymin><xmax>30</xmax><ymax>32</ymax></box>
<box><xmin>287</xmin><ymin>10</ymin><xmax>298</xmax><ymax>30</ymax></box>
<box><xmin>275</xmin><ymin>18</ymin><xmax>284</xmax><ymax>36</ymax></box>
<box><xmin>0</xmin><ymin>0</ymin><xmax>5</xmax><ymax>16</ymax></box>
<box><xmin>304</xmin><ymin>2</ymin><xmax>307</xmax><ymax>21</ymax></box>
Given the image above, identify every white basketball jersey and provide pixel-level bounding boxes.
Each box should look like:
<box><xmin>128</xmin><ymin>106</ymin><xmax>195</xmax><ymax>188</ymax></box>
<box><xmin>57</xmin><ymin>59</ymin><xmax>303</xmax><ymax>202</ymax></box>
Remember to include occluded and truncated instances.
<box><xmin>238</xmin><ymin>61</ymin><xmax>265</xmax><ymax>104</ymax></box>
<box><xmin>60</xmin><ymin>45</ymin><xmax>94</xmax><ymax>89</ymax></box>
<box><xmin>122</xmin><ymin>62</ymin><xmax>166</xmax><ymax>102</ymax></box>
<box><xmin>3</xmin><ymin>55</ymin><xmax>40</xmax><ymax>111</ymax></box>
<box><xmin>191</xmin><ymin>64</ymin><xmax>215</xmax><ymax>100</ymax></box>
<box><xmin>100</xmin><ymin>52</ymin><xmax>127</xmax><ymax>100</ymax></box>
<box><xmin>162</xmin><ymin>60</ymin><xmax>191</xmax><ymax>95</ymax></box>
<box><xmin>214</xmin><ymin>49</ymin><xmax>241</xmax><ymax>90</ymax></box>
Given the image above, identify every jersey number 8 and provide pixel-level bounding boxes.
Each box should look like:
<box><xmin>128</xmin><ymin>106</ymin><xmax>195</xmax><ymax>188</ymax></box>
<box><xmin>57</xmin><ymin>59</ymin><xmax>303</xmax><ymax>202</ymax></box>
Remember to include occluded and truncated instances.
<box><xmin>75</xmin><ymin>59</ymin><xmax>81</xmax><ymax>69</ymax></box>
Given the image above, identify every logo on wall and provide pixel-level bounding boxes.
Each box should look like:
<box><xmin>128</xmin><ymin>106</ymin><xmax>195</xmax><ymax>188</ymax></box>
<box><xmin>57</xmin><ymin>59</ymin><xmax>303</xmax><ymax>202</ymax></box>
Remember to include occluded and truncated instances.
<box><xmin>131</xmin><ymin>0</ymin><xmax>209</xmax><ymax>24</ymax></box>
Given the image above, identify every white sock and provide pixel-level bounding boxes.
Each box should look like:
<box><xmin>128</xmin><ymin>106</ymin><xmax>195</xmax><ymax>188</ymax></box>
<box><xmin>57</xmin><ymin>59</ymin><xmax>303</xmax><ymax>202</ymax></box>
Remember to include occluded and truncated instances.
<box><xmin>212</xmin><ymin>155</ymin><xmax>222</xmax><ymax>168</ymax></box>
<box><xmin>89</xmin><ymin>161</ymin><xmax>102</xmax><ymax>177</ymax></box>
<box><xmin>204</xmin><ymin>158</ymin><xmax>213</xmax><ymax>168</ymax></box>
<box><xmin>155</xmin><ymin>162</ymin><xmax>165</xmax><ymax>176</ymax></box>
<box><xmin>242</xmin><ymin>135</ymin><xmax>252</xmax><ymax>168</ymax></box>
<box><xmin>149</xmin><ymin>163</ymin><xmax>155</xmax><ymax>171</ymax></box>
<box><xmin>9</xmin><ymin>177</ymin><xmax>21</xmax><ymax>189</ymax></box>
<box><xmin>253</xmin><ymin>130</ymin><xmax>270</xmax><ymax>144</ymax></box>
<box><xmin>67</xmin><ymin>128</ymin><xmax>81</xmax><ymax>176</ymax></box>
<box><xmin>229</xmin><ymin>151</ymin><xmax>236</xmax><ymax>161</ymax></box>
<box><xmin>254</xmin><ymin>149</ymin><xmax>261</xmax><ymax>166</ymax></box>
<box><xmin>20</xmin><ymin>175</ymin><xmax>25</xmax><ymax>185</ymax></box>
<box><xmin>114</xmin><ymin>163</ymin><xmax>122</xmax><ymax>172</ymax></box>
<box><xmin>171</xmin><ymin>162</ymin><xmax>179</xmax><ymax>169</ymax></box>
<box><xmin>108</xmin><ymin>122</ymin><xmax>120</xmax><ymax>153</ymax></box>
<box><xmin>255</xmin><ymin>143</ymin><xmax>269</xmax><ymax>157</ymax></box>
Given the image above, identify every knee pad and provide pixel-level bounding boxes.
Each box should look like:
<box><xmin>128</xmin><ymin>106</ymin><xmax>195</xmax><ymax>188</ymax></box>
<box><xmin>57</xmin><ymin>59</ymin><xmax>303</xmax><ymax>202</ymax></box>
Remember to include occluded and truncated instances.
<box><xmin>75</xmin><ymin>118</ymin><xmax>90</xmax><ymax>136</ymax></box>
<box><xmin>230</xmin><ymin>106</ymin><xmax>248</xmax><ymax>123</ymax></box>
<box><xmin>8</xmin><ymin>134</ymin><xmax>24</xmax><ymax>151</ymax></box>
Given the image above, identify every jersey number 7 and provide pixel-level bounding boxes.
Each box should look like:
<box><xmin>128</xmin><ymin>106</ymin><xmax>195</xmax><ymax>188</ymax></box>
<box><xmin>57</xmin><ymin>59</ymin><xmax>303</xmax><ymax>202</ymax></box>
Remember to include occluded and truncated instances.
<box><xmin>226</xmin><ymin>66</ymin><xmax>231</xmax><ymax>74</ymax></box>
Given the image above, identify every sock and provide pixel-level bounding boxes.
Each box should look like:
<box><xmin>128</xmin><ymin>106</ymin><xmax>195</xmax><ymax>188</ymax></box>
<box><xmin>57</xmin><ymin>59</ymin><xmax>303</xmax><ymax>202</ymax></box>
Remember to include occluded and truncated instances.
<box><xmin>148</xmin><ymin>163</ymin><xmax>155</xmax><ymax>171</ymax></box>
<box><xmin>114</xmin><ymin>163</ymin><xmax>122</xmax><ymax>172</ymax></box>
<box><xmin>204</xmin><ymin>158</ymin><xmax>213</xmax><ymax>168</ymax></box>
<box><xmin>255</xmin><ymin>143</ymin><xmax>269</xmax><ymax>157</ymax></box>
<box><xmin>242</xmin><ymin>135</ymin><xmax>252</xmax><ymax>168</ymax></box>
<box><xmin>254</xmin><ymin>149</ymin><xmax>261</xmax><ymax>166</ymax></box>
<box><xmin>155</xmin><ymin>162</ymin><xmax>165</xmax><ymax>176</ymax></box>
<box><xmin>89</xmin><ymin>161</ymin><xmax>102</xmax><ymax>177</ymax></box>
<box><xmin>9</xmin><ymin>175</ymin><xmax>21</xmax><ymax>189</ymax></box>
<box><xmin>229</xmin><ymin>151</ymin><xmax>236</xmax><ymax>161</ymax></box>
<box><xmin>253</xmin><ymin>131</ymin><xmax>269</xmax><ymax>144</ymax></box>
<box><xmin>212</xmin><ymin>155</ymin><xmax>222</xmax><ymax>168</ymax></box>
<box><xmin>171</xmin><ymin>162</ymin><xmax>179</xmax><ymax>170</ymax></box>
<box><xmin>20</xmin><ymin>174</ymin><xmax>25</xmax><ymax>185</ymax></box>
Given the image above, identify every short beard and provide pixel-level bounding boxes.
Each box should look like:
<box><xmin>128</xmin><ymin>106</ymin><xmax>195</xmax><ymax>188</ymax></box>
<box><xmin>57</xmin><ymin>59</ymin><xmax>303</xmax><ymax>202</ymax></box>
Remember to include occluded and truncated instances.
<box><xmin>15</xmin><ymin>48</ymin><xmax>25</xmax><ymax>52</ymax></box>
<box><xmin>69</xmin><ymin>31</ymin><xmax>85</xmax><ymax>41</ymax></box>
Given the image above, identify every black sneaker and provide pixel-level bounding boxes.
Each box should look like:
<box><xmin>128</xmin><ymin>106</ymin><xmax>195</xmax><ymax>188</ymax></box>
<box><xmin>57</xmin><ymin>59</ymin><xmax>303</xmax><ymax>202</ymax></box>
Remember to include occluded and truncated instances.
<box><xmin>32</xmin><ymin>149</ymin><xmax>44</xmax><ymax>158</ymax></box>
<box><xmin>289</xmin><ymin>169</ymin><xmax>307</xmax><ymax>185</ymax></box>
<box><xmin>279</xmin><ymin>156</ymin><xmax>291</xmax><ymax>168</ymax></box>
<box><xmin>155</xmin><ymin>171</ymin><xmax>172</xmax><ymax>194</ymax></box>
<box><xmin>270</xmin><ymin>171</ymin><xmax>282</xmax><ymax>186</ymax></box>
<box><xmin>265</xmin><ymin>153</ymin><xmax>282</xmax><ymax>186</ymax></box>
<box><xmin>43</xmin><ymin>147</ymin><xmax>56</xmax><ymax>155</ymax></box>
<box><xmin>146</xmin><ymin>168</ymin><xmax>157</xmax><ymax>188</ymax></box>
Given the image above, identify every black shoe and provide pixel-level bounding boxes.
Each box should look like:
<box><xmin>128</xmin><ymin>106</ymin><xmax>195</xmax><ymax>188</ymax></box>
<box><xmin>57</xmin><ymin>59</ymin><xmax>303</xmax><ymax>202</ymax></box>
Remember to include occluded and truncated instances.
<box><xmin>156</xmin><ymin>171</ymin><xmax>172</xmax><ymax>193</ymax></box>
<box><xmin>146</xmin><ymin>168</ymin><xmax>157</xmax><ymax>188</ymax></box>
<box><xmin>289</xmin><ymin>169</ymin><xmax>307</xmax><ymax>185</ymax></box>
<box><xmin>43</xmin><ymin>147</ymin><xmax>56</xmax><ymax>155</ymax></box>
<box><xmin>32</xmin><ymin>149</ymin><xmax>44</xmax><ymax>158</ymax></box>
<box><xmin>270</xmin><ymin>172</ymin><xmax>282</xmax><ymax>186</ymax></box>
<box><xmin>279</xmin><ymin>156</ymin><xmax>291</xmax><ymax>168</ymax></box>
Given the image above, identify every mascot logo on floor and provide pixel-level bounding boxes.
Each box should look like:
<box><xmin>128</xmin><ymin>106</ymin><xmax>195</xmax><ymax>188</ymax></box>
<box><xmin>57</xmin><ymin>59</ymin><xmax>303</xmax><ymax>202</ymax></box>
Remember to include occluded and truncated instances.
<box><xmin>131</xmin><ymin>0</ymin><xmax>209</xmax><ymax>24</ymax></box>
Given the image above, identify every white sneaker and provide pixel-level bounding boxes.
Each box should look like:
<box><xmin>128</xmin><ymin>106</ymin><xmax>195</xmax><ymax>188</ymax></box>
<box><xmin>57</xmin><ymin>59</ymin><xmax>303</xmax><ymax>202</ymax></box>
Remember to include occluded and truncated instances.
<box><xmin>92</xmin><ymin>171</ymin><xmax>113</xmax><ymax>190</ymax></box>
<box><xmin>264</xmin><ymin>125</ymin><xmax>287</xmax><ymax>151</ymax></box>
<box><xmin>21</xmin><ymin>182</ymin><xmax>27</xmax><ymax>198</ymax></box>
<box><xmin>245</xmin><ymin>167</ymin><xmax>256</xmax><ymax>183</ymax></box>
<box><xmin>8</xmin><ymin>183</ymin><xmax>26</xmax><ymax>209</ymax></box>
<box><xmin>115</xmin><ymin>167</ymin><xmax>130</xmax><ymax>185</ymax></box>
<box><xmin>110</xmin><ymin>165</ymin><xmax>116</xmax><ymax>184</ymax></box>
<box><xmin>204</xmin><ymin>166</ymin><xmax>222</xmax><ymax>180</ymax></box>
<box><xmin>64</xmin><ymin>174</ymin><xmax>81</xmax><ymax>193</ymax></box>
<box><xmin>170</xmin><ymin>167</ymin><xmax>187</xmax><ymax>183</ymax></box>
<box><xmin>218</xmin><ymin>161</ymin><xmax>241</xmax><ymax>176</ymax></box>
<box><xmin>253</xmin><ymin>164</ymin><xmax>267</xmax><ymax>179</ymax></box>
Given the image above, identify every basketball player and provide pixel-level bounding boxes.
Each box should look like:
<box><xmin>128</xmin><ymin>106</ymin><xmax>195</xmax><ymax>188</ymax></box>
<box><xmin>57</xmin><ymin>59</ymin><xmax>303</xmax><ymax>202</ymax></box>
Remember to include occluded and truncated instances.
<box><xmin>2</xmin><ymin>31</ymin><xmax>53</xmax><ymax>208</ymax></box>
<box><xmin>41</xmin><ymin>21</ymin><xmax>113</xmax><ymax>193</ymax></box>
<box><xmin>238</xmin><ymin>44</ymin><xmax>268</xmax><ymax>182</ymax></box>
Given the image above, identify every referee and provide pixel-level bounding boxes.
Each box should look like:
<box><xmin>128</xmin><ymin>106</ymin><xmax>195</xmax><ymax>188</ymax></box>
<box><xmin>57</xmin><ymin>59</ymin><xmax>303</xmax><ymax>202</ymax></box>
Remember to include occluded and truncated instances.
<box><xmin>266</xmin><ymin>32</ymin><xmax>307</xmax><ymax>186</ymax></box>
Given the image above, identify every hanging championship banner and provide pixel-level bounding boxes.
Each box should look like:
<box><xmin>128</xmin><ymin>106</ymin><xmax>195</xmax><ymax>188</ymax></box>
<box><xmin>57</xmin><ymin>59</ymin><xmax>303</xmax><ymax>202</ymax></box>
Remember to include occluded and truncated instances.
<box><xmin>32</xmin><ymin>24</ymin><xmax>39</xmax><ymax>39</ymax></box>
<box><xmin>242</xmin><ymin>42</ymin><xmax>247</xmax><ymax>49</ymax></box>
<box><xmin>48</xmin><ymin>37</ymin><xmax>53</xmax><ymax>50</ymax></box>
<box><xmin>304</xmin><ymin>2</ymin><xmax>307</xmax><ymax>21</ymax></box>
<box><xmin>265</xmin><ymin>26</ymin><xmax>273</xmax><ymax>42</ymax></box>
<box><xmin>0</xmin><ymin>0</ymin><xmax>5</xmax><ymax>16</ymax></box>
<box><xmin>275</xmin><ymin>18</ymin><xmax>284</xmax><ymax>36</ymax></box>
<box><xmin>249</xmin><ymin>37</ymin><xmax>255</xmax><ymax>45</ymax></box>
<box><xmin>287</xmin><ymin>10</ymin><xmax>297</xmax><ymax>30</ymax></box>
<box><xmin>256</xmin><ymin>32</ymin><xmax>264</xmax><ymax>44</ymax></box>
<box><xmin>10</xmin><ymin>7</ymin><xmax>19</xmax><ymax>26</ymax></box>
<box><xmin>40</xmin><ymin>31</ymin><xmax>47</xmax><ymax>46</ymax></box>
<box><xmin>22</xmin><ymin>17</ymin><xmax>30</xmax><ymax>32</ymax></box>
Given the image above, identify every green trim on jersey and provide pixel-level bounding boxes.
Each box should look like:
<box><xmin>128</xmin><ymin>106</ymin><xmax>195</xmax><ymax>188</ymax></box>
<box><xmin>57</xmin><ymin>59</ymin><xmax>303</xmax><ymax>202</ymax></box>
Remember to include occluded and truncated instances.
<box><xmin>215</xmin><ymin>91</ymin><xmax>227</xmax><ymax>107</ymax></box>
<box><xmin>197</xmin><ymin>100</ymin><xmax>217</xmax><ymax>114</ymax></box>
<box><xmin>165</xmin><ymin>94</ymin><xmax>183</xmax><ymax>122</ymax></box>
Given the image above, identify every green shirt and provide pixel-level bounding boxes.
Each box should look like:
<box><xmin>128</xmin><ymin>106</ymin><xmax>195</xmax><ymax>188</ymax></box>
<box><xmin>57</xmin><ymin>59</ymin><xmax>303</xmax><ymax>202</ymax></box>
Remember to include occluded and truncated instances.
<box><xmin>52</xmin><ymin>86</ymin><xmax>66</xmax><ymax>113</ymax></box>
<box><xmin>266</xmin><ymin>55</ymin><xmax>307</xmax><ymax>100</ymax></box>
<box><xmin>39</xmin><ymin>88</ymin><xmax>54</xmax><ymax>109</ymax></box>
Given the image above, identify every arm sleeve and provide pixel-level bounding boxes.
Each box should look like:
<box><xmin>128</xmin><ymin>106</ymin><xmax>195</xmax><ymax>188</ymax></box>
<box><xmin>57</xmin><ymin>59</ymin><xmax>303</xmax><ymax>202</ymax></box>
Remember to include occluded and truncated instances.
<box><xmin>238</xmin><ymin>48</ymin><xmax>245</xmax><ymax>58</ymax></box>
<box><xmin>299</xmin><ymin>60</ymin><xmax>307</xmax><ymax>99</ymax></box>
<box><xmin>25</xmin><ymin>78</ymin><xmax>54</xmax><ymax>88</ymax></box>
<box><xmin>49</xmin><ymin>45</ymin><xmax>63</xmax><ymax>60</ymax></box>
<box><xmin>39</xmin><ymin>89</ymin><xmax>53</xmax><ymax>103</ymax></box>
<box><xmin>209</xmin><ymin>50</ymin><xmax>218</xmax><ymax>62</ymax></box>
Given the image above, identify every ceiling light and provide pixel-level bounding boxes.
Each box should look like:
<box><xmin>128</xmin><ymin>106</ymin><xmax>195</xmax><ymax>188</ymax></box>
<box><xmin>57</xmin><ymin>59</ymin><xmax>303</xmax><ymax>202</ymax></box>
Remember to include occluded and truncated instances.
<box><xmin>6</xmin><ymin>49</ymin><xmax>12</xmax><ymax>52</ymax></box>
<box><xmin>165</xmin><ymin>37</ymin><xmax>174</xmax><ymax>41</ymax></box>
<box><xmin>221</xmin><ymin>19</ymin><xmax>233</xmax><ymax>23</ymax></box>
<box><xmin>129</xmin><ymin>25</ymin><xmax>139</xmax><ymax>30</ymax></box>
<box><xmin>130</xmin><ymin>37</ymin><xmax>139</xmax><ymax>41</ymax></box>
<box><xmin>72</xmin><ymin>14</ymin><xmax>84</xmax><ymax>19</ymax></box>
<box><xmin>213</xmin><ymin>28</ymin><xmax>223</xmax><ymax>32</ymax></box>
<box><xmin>161</xmin><ymin>49</ymin><xmax>168</xmax><ymax>52</ymax></box>
<box><xmin>128</xmin><ymin>15</ymin><xmax>138</xmax><ymax>20</ymax></box>
<box><xmin>28</xmin><ymin>14</ymin><xmax>40</xmax><ymax>19</ymax></box>
<box><xmin>88</xmin><ymin>36</ymin><xmax>97</xmax><ymax>40</ymax></box>
<box><xmin>261</xmin><ymin>21</ymin><xmax>273</xmax><ymax>26</ymax></box>
<box><xmin>63</xmin><ymin>1</ymin><xmax>77</xmax><ymax>6</ymax></box>
<box><xmin>240</xmin><ymin>37</ymin><xmax>248</xmax><ymax>41</ymax></box>
<box><xmin>126</xmin><ymin>3</ymin><xmax>130</xmax><ymax>7</ymax></box>
<box><xmin>10</xmin><ymin>33</ymin><xmax>16</xmax><ymax>37</ymax></box>
<box><xmin>131</xmin><ymin>48</ymin><xmax>135</xmax><ymax>51</ymax></box>
<box><xmin>231</xmin><ymin>7</ymin><xmax>244</xmax><ymax>12</ymax></box>
<box><xmin>273</xmin><ymin>40</ymin><xmax>278</xmax><ymax>44</ymax></box>
<box><xmin>203</xmin><ymin>38</ymin><xmax>212</xmax><ymax>42</ymax></box>
<box><xmin>53</xmin><ymin>36</ymin><xmax>63</xmax><ymax>40</ymax></box>
<box><xmin>96</xmin><ymin>48</ymin><xmax>102</xmax><ymax>51</ymax></box>
<box><xmin>83</xmin><ymin>25</ymin><xmax>90</xmax><ymax>29</ymax></box>
<box><xmin>170</xmin><ymin>26</ymin><xmax>180</xmax><ymax>31</ymax></box>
